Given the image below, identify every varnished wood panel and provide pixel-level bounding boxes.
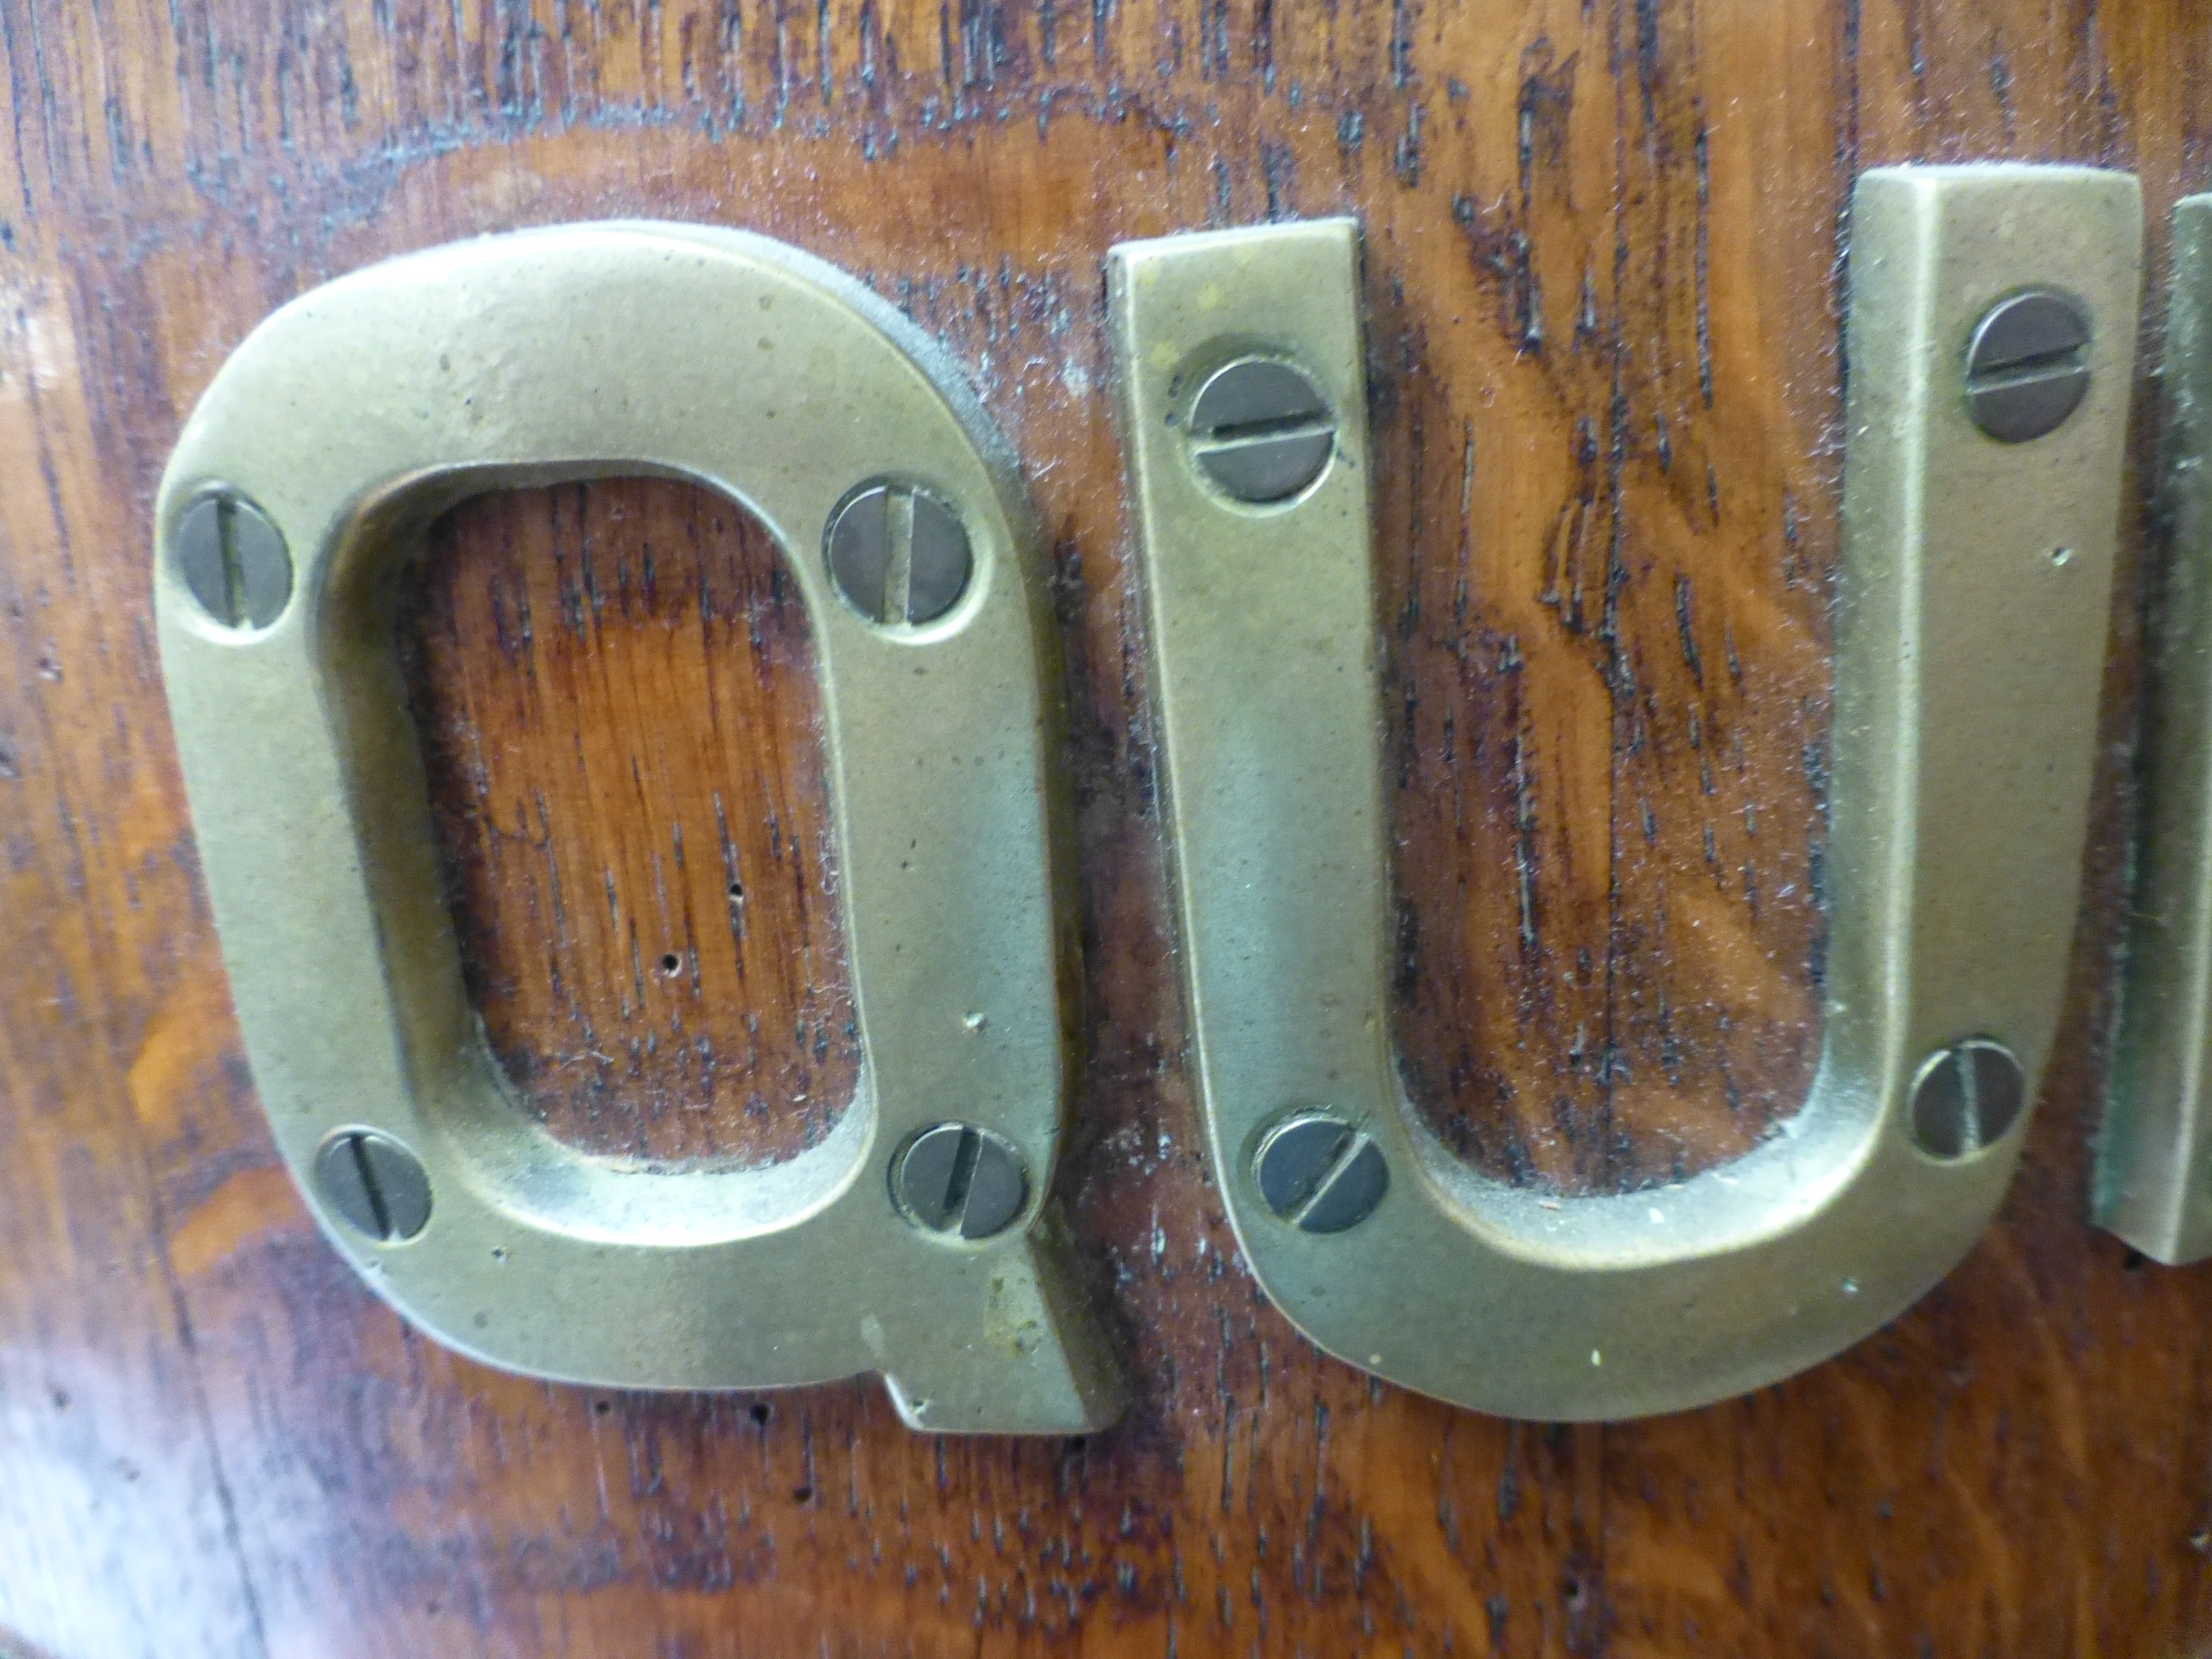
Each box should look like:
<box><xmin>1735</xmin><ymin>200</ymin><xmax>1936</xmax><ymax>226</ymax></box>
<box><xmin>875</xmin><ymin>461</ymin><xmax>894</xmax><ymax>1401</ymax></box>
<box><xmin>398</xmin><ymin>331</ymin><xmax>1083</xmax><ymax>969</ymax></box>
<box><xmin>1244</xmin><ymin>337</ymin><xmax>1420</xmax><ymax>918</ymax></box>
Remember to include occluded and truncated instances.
<box><xmin>5</xmin><ymin>1</ymin><xmax>2212</xmax><ymax>1656</ymax></box>
<box><xmin>404</xmin><ymin>481</ymin><xmax>855</xmax><ymax>1165</ymax></box>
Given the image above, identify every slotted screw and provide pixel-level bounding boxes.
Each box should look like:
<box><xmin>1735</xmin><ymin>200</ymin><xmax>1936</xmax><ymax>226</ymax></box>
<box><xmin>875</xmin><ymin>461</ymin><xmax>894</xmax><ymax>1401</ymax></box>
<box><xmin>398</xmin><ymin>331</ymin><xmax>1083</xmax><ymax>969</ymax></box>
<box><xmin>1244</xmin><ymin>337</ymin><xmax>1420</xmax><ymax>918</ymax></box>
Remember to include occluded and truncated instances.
<box><xmin>825</xmin><ymin>482</ymin><xmax>974</xmax><ymax>626</ymax></box>
<box><xmin>175</xmin><ymin>491</ymin><xmax>293</xmax><ymax>630</ymax></box>
<box><xmin>1964</xmin><ymin>290</ymin><xmax>2093</xmax><ymax>443</ymax></box>
<box><xmin>1909</xmin><ymin>1039</ymin><xmax>2028</xmax><ymax>1160</ymax></box>
<box><xmin>313</xmin><ymin>1128</ymin><xmax>434</xmax><ymax>1243</ymax></box>
<box><xmin>893</xmin><ymin>1122</ymin><xmax>1029</xmax><ymax>1240</ymax></box>
<box><xmin>1254</xmin><ymin>1110</ymin><xmax>1389</xmax><ymax>1234</ymax></box>
<box><xmin>1185</xmin><ymin>358</ymin><xmax>1338</xmax><ymax>504</ymax></box>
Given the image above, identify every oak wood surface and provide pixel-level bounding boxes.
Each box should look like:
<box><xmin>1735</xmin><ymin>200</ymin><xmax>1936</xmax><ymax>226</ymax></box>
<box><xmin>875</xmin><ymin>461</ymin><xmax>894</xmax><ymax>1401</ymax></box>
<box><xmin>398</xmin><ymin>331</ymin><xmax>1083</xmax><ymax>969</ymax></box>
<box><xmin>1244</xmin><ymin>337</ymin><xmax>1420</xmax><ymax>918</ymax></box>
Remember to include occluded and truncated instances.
<box><xmin>405</xmin><ymin>482</ymin><xmax>857</xmax><ymax>1166</ymax></box>
<box><xmin>4</xmin><ymin>0</ymin><xmax>2212</xmax><ymax>1655</ymax></box>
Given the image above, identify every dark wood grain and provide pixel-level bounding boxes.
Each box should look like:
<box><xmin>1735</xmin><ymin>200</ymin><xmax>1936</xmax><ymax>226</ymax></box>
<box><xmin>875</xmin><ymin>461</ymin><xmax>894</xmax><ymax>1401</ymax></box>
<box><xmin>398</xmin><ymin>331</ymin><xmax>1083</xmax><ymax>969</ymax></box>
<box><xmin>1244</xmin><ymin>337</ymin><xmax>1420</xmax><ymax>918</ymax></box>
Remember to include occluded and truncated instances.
<box><xmin>404</xmin><ymin>480</ymin><xmax>856</xmax><ymax>1165</ymax></box>
<box><xmin>5</xmin><ymin>0</ymin><xmax>2212</xmax><ymax>1656</ymax></box>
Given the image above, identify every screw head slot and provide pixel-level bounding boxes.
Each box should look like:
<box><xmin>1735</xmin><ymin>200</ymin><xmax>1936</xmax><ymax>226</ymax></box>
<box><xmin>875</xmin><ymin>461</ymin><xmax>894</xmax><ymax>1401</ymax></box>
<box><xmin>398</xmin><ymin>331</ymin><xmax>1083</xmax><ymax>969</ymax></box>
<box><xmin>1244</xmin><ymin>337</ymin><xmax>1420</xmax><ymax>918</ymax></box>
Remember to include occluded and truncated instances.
<box><xmin>313</xmin><ymin>1128</ymin><xmax>434</xmax><ymax>1243</ymax></box>
<box><xmin>175</xmin><ymin>491</ymin><xmax>293</xmax><ymax>631</ymax></box>
<box><xmin>826</xmin><ymin>481</ymin><xmax>974</xmax><ymax>626</ymax></box>
<box><xmin>1964</xmin><ymin>290</ymin><xmax>2092</xmax><ymax>443</ymax></box>
<box><xmin>1185</xmin><ymin>358</ymin><xmax>1337</xmax><ymax>504</ymax></box>
<box><xmin>892</xmin><ymin>1122</ymin><xmax>1030</xmax><ymax>1241</ymax></box>
<box><xmin>1909</xmin><ymin>1039</ymin><xmax>2028</xmax><ymax>1160</ymax></box>
<box><xmin>1254</xmin><ymin>1110</ymin><xmax>1389</xmax><ymax>1233</ymax></box>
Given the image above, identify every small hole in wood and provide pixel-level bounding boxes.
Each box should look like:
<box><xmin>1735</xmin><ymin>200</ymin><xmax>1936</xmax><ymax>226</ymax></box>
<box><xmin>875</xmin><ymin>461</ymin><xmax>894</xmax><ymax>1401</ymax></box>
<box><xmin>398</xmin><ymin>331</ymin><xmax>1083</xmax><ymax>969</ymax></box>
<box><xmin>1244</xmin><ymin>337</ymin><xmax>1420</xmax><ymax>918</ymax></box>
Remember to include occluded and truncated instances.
<box><xmin>404</xmin><ymin>477</ymin><xmax>857</xmax><ymax>1167</ymax></box>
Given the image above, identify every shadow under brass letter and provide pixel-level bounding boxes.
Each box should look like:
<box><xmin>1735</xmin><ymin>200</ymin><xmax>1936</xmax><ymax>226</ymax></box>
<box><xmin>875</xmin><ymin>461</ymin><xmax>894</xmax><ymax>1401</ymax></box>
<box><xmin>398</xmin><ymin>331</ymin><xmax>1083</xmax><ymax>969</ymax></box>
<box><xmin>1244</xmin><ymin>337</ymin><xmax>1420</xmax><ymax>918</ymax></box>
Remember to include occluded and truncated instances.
<box><xmin>2100</xmin><ymin>192</ymin><xmax>2212</xmax><ymax>1265</ymax></box>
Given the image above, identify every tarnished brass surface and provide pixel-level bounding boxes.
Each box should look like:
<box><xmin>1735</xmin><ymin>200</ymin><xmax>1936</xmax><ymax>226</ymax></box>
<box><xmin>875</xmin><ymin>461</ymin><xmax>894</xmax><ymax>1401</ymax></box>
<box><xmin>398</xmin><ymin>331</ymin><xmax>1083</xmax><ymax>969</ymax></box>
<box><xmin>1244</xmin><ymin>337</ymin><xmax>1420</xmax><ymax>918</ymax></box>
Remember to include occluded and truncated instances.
<box><xmin>156</xmin><ymin>223</ymin><xmax>1121</xmax><ymax>1433</ymax></box>
<box><xmin>1114</xmin><ymin>171</ymin><xmax>2138</xmax><ymax>1419</ymax></box>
